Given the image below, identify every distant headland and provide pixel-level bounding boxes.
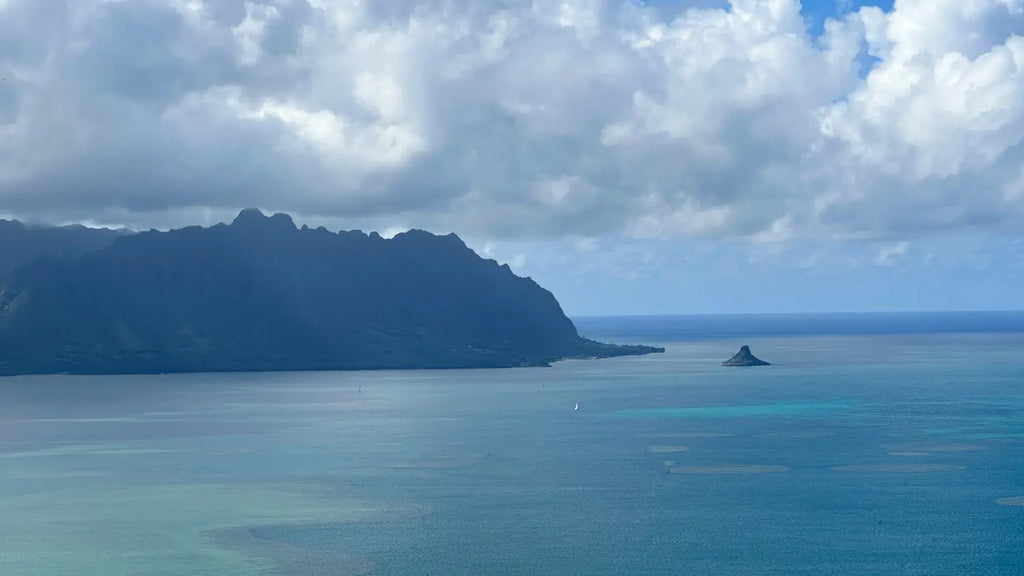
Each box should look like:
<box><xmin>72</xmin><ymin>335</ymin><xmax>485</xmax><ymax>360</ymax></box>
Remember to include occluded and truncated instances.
<box><xmin>722</xmin><ymin>345</ymin><xmax>770</xmax><ymax>367</ymax></box>
<box><xmin>0</xmin><ymin>209</ymin><xmax>663</xmax><ymax>376</ymax></box>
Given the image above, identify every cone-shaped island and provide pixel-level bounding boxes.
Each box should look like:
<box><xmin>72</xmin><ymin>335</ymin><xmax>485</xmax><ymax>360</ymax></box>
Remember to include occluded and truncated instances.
<box><xmin>722</xmin><ymin>345</ymin><xmax>770</xmax><ymax>367</ymax></box>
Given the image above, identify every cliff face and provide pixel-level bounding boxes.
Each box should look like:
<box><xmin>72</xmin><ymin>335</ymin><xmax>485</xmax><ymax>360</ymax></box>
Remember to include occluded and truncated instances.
<box><xmin>0</xmin><ymin>209</ymin><xmax>661</xmax><ymax>375</ymax></box>
<box><xmin>0</xmin><ymin>219</ymin><xmax>121</xmax><ymax>280</ymax></box>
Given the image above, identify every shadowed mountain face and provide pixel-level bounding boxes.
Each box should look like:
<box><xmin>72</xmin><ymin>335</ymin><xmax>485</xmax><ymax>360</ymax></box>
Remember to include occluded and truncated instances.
<box><xmin>0</xmin><ymin>219</ymin><xmax>122</xmax><ymax>280</ymax></box>
<box><xmin>0</xmin><ymin>209</ymin><xmax>661</xmax><ymax>375</ymax></box>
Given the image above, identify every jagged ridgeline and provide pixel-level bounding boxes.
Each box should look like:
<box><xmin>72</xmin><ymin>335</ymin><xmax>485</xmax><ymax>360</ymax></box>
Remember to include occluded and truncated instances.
<box><xmin>0</xmin><ymin>209</ymin><xmax>662</xmax><ymax>375</ymax></box>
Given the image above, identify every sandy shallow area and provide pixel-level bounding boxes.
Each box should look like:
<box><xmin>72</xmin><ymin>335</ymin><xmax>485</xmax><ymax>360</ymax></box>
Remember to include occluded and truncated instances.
<box><xmin>0</xmin><ymin>480</ymin><xmax>428</xmax><ymax>576</ymax></box>
<box><xmin>647</xmin><ymin>445</ymin><xmax>689</xmax><ymax>453</ymax></box>
<box><xmin>880</xmin><ymin>443</ymin><xmax>986</xmax><ymax>452</ymax></box>
<box><xmin>670</xmin><ymin>465</ymin><xmax>789</xmax><ymax>474</ymax></box>
<box><xmin>829</xmin><ymin>464</ymin><xmax>964</xmax><ymax>473</ymax></box>
<box><xmin>210</xmin><ymin>524</ymin><xmax>377</xmax><ymax>576</ymax></box>
<box><xmin>638</xmin><ymin>432</ymin><xmax>734</xmax><ymax>439</ymax></box>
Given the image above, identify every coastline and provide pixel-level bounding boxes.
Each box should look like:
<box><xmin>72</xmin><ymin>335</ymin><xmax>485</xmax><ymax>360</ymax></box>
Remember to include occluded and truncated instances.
<box><xmin>0</xmin><ymin>339</ymin><xmax>664</xmax><ymax>378</ymax></box>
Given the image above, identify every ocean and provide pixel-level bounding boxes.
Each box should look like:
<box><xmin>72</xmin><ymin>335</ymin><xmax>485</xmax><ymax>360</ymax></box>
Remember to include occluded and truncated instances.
<box><xmin>1</xmin><ymin>313</ymin><xmax>1022</xmax><ymax>575</ymax></box>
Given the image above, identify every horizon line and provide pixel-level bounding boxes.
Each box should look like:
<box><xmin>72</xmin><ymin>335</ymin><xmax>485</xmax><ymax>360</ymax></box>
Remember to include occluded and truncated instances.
<box><xmin>571</xmin><ymin>310</ymin><xmax>1024</xmax><ymax>318</ymax></box>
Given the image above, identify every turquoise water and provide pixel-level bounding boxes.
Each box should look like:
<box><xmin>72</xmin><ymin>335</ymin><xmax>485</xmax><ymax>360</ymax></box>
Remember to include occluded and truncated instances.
<box><xmin>1</xmin><ymin>322</ymin><xmax>1023</xmax><ymax>574</ymax></box>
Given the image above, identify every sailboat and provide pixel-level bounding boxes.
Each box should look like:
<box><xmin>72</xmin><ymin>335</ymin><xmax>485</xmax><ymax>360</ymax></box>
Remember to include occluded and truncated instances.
<box><xmin>574</xmin><ymin>402</ymin><xmax>579</xmax><ymax>411</ymax></box>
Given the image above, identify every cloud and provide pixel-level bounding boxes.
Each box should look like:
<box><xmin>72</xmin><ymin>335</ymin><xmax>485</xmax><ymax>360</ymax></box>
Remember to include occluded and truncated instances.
<box><xmin>874</xmin><ymin>240</ymin><xmax>908</xmax><ymax>266</ymax></box>
<box><xmin>815</xmin><ymin>0</ymin><xmax>1024</xmax><ymax>238</ymax></box>
<box><xmin>0</xmin><ymin>0</ymin><xmax>1022</xmax><ymax>243</ymax></box>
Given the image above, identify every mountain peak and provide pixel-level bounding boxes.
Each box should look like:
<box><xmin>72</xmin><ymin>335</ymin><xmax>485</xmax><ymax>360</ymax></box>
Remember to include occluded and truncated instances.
<box><xmin>233</xmin><ymin>207</ymin><xmax>265</xmax><ymax>223</ymax></box>
<box><xmin>231</xmin><ymin>208</ymin><xmax>295</xmax><ymax>231</ymax></box>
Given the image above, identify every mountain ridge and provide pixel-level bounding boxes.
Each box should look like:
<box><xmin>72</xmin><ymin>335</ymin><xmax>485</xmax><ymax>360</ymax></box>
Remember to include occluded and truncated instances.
<box><xmin>0</xmin><ymin>209</ymin><xmax>663</xmax><ymax>375</ymax></box>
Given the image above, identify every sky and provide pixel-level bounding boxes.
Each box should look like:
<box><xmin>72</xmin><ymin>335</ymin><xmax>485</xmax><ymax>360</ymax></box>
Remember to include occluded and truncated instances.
<box><xmin>0</xmin><ymin>0</ymin><xmax>1022</xmax><ymax>315</ymax></box>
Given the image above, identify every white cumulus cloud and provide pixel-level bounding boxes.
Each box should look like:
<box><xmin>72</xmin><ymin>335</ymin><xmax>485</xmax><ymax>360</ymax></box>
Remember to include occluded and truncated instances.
<box><xmin>0</xmin><ymin>0</ymin><xmax>1021</xmax><ymax>244</ymax></box>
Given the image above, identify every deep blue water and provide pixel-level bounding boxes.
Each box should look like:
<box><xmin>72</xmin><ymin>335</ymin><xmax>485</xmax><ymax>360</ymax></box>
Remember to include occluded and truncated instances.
<box><xmin>575</xmin><ymin>311</ymin><xmax>1024</xmax><ymax>342</ymax></box>
<box><xmin>1</xmin><ymin>313</ymin><xmax>1023</xmax><ymax>575</ymax></box>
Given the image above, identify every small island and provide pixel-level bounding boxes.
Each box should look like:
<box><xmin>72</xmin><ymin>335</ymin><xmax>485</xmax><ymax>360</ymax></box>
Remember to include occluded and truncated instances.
<box><xmin>722</xmin><ymin>345</ymin><xmax>770</xmax><ymax>367</ymax></box>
